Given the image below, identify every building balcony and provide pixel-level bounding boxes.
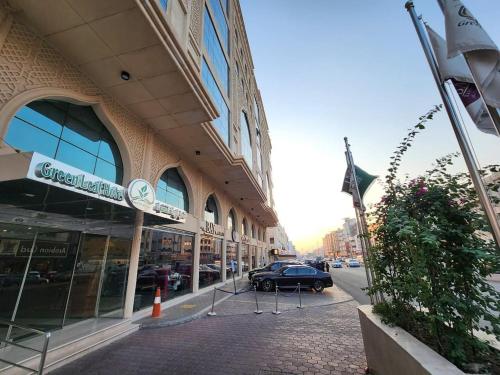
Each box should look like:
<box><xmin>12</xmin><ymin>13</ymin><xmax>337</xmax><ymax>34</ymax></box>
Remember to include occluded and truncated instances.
<box><xmin>7</xmin><ymin>0</ymin><xmax>277</xmax><ymax>227</ymax></box>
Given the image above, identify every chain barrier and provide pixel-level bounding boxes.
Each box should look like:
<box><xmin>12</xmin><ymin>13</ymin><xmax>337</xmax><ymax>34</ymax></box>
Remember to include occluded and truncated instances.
<box><xmin>276</xmin><ymin>284</ymin><xmax>300</xmax><ymax>298</ymax></box>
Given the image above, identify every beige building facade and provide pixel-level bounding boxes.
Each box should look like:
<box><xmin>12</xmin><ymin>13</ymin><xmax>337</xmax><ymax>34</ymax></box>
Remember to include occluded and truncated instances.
<box><xmin>0</xmin><ymin>0</ymin><xmax>277</xmax><ymax>369</ymax></box>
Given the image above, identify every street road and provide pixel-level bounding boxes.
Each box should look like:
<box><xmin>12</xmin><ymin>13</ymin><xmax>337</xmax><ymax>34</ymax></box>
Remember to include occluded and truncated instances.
<box><xmin>329</xmin><ymin>266</ymin><xmax>371</xmax><ymax>305</ymax></box>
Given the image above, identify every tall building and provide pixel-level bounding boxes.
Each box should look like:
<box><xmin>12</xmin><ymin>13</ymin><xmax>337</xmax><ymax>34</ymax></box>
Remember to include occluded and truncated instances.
<box><xmin>0</xmin><ymin>0</ymin><xmax>277</xmax><ymax>370</ymax></box>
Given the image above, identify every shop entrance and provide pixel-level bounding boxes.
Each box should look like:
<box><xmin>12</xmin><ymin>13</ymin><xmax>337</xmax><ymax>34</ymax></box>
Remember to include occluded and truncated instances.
<box><xmin>0</xmin><ymin>223</ymin><xmax>131</xmax><ymax>340</ymax></box>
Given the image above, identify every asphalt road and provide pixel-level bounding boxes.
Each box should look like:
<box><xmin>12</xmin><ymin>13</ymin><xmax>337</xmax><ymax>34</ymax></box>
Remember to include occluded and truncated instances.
<box><xmin>329</xmin><ymin>265</ymin><xmax>372</xmax><ymax>305</ymax></box>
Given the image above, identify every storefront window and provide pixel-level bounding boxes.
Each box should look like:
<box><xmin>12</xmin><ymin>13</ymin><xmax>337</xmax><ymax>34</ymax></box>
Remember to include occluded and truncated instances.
<box><xmin>241</xmin><ymin>244</ymin><xmax>249</xmax><ymax>273</ymax></box>
<box><xmin>135</xmin><ymin>228</ymin><xmax>194</xmax><ymax>310</ymax></box>
<box><xmin>250</xmin><ymin>245</ymin><xmax>257</xmax><ymax>269</ymax></box>
<box><xmin>226</xmin><ymin>242</ymin><xmax>238</xmax><ymax>278</ymax></box>
<box><xmin>199</xmin><ymin>235</ymin><xmax>222</xmax><ymax>289</ymax></box>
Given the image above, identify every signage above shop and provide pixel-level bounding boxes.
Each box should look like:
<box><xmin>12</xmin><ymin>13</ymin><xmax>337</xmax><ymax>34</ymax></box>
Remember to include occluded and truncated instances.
<box><xmin>201</xmin><ymin>220</ymin><xmax>225</xmax><ymax>238</ymax></box>
<box><xmin>126</xmin><ymin>179</ymin><xmax>155</xmax><ymax>211</ymax></box>
<box><xmin>241</xmin><ymin>234</ymin><xmax>250</xmax><ymax>244</ymax></box>
<box><xmin>26</xmin><ymin>153</ymin><xmax>187</xmax><ymax>223</ymax></box>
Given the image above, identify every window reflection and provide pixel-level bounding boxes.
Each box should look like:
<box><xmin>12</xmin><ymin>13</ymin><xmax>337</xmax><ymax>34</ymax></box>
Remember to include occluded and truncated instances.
<box><xmin>5</xmin><ymin>100</ymin><xmax>123</xmax><ymax>184</ymax></box>
<box><xmin>241</xmin><ymin>244</ymin><xmax>249</xmax><ymax>273</ymax></box>
<box><xmin>156</xmin><ymin>168</ymin><xmax>189</xmax><ymax>211</ymax></box>
<box><xmin>241</xmin><ymin>112</ymin><xmax>253</xmax><ymax>167</ymax></box>
<box><xmin>199</xmin><ymin>236</ymin><xmax>222</xmax><ymax>289</ymax></box>
<box><xmin>135</xmin><ymin>229</ymin><xmax>194</xmax><ymax>310</ymax></box>
<box><xmin>226</xmin><ymin>242</ymin><xmax>238</xmax><ymax>278</ymax></box>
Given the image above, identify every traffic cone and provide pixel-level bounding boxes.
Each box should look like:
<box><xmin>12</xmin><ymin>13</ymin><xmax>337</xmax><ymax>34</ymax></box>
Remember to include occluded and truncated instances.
<box><xmin>152</xmin><ymin>287</ymin><xmax>161</xmax><ymax>318</ymax></box>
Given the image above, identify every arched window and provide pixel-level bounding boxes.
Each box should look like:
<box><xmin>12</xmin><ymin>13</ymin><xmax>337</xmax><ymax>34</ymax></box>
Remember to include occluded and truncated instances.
<box><xmin>227</xmin><ymin>209</ymin><xmax>236</xmax><ymax>232</ymax></box>
<box><xmin>5</xmin><ymin>100</ymin><xmax>123</xmax><ymax>184</ymax></box>
<box><xmin>205</xmin><ymin>195</ymin><xmax>219</xmax><ymax>224</ymax></box>
<box><xmin>156</xmin><ymin>168</ymin><xmax>189</xmax><ymax>211</ymax></box>
<box><xmin>257</xmin><ymin>227</ymin><xmax>261</xmax><ymax>241</ymax></box>
<box><xmin>251</xmin><ymin>224</ymin><xmax>255</xmax><ymax>239</ymax></box>
<box><xmin>241</xmin><ymin>217</ymin><xmax>248</xmax><ymax>236</ymax></box>
<box><xmin>240</xmin><ymin>111</ymin><xmax>252</xmax><ymax>167</ymax></box>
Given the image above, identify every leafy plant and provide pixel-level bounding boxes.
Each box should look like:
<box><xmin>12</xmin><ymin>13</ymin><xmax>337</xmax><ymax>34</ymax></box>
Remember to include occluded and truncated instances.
<box><xmin>367</xmin><ymin>104</ymin><xmax>500</xmax><ymax>371</ymax></box>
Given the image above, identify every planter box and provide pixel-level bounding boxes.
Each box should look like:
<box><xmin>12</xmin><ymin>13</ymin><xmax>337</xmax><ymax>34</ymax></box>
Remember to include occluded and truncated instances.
<box><xmin>358</xmin><ymin>305</ymin><xmax>465</xmax><ymax>375</ymax></box>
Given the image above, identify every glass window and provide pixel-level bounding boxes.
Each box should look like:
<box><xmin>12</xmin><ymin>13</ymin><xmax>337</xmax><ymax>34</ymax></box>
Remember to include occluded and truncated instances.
<box><xmin>5</xmin><ymin>100</ymin><xmax>123</xmax><ymax>184</ymax></box>
<box><xmin>241</xmin><ymin>218</ymin><xmax>248</xmax><ymax>236</ymax></box>
<box><xmin>135</xmin><ymin>229</ymin><xmax>194</xmax><ymax>309</ymax></box>
<box><xmin>241</xmin><ymin>244</ymin><xmax>249</xmax><ymax>273</ymax></box>
<box><xmin>227</xmin><ymin>209</ymin><xmax>235</xmax><ymax>232</ymax></box>
<box><xmin>253</xmin><ymin>96</ymin><xmax>260</xmax><ymax>126</ymax></box>
<box><xmin>251</xmin><ymin>224</ymin><xmax>255</xmax><ymax>239</ymax></box>
<box><xmin>56</xmin><ymin>141</ymin><xmax>97</xmax><ymax>174</ymax></box>
<box><xmin>241</xmin><ymin>112</ymin><xmax>252</xmax><ymax>168</ymax></box>
<box><xmin>202</xmin><ymin>59</ymin><xmax>230</xmax><ymax>145</ymax></box>
<box><xmin>208</xmin><ymin>0</ymin><xmax>228</xmax><ymax>51</ymax></box>
<box><xmin>205</xmin><ymin>195</ymin><xmax>219</xmax><ymax>224</ymax></box>
<box><xmin>156</xmin><ymin>168</ymin><xmax>189</xmax><ymax>212</ymax></box>
<box><xmin>226</xmin><ymin>242</ymin><xmax>238</xmax><ymax>278</ymax></box>
<box><xmin>203</xmin><ymin>7</ymin><xmax>228</xmax><ymax>94</ymax></box>
<box><xmin>5</xmin><ymin>117</ymin><xmax>59</xmax><ymax>158</ymax></box>
<box><xmin>199</xmin><ymin>236</ymin><xmax>222</xmax><ymax>289</ymax></box>
<box><xmin>283</xmin><ymin>267</ymin><xmax>298</xmax><ymax>276</ymax></box>
<box><xmin>160</xmin><ymin>0</ymin><xmax>167</xmax><ymax>10</ymax></box>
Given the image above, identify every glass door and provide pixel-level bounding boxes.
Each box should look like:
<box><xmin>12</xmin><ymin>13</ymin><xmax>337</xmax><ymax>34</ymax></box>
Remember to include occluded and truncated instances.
<box><xmin>97</xmin><ymin>237</ymin><xmax>131</xmax><ymax>318</ymax></box>
<box><xmin>64</xmin><ymin>233</ymin><xmax>107</xmax><ymax>324</ymax></box>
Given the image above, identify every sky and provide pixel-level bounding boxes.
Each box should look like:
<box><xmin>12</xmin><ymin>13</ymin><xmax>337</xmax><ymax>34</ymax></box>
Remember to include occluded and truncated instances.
<box><xmin>240</xmin><ymin>0</ymin><xmax>500</xmax><ymax>253</ymax></box>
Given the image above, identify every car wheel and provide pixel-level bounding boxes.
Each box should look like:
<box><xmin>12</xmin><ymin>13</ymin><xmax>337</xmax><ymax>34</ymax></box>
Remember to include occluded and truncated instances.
<box><xmin>261</xmin><ymin>279</ymin><xmax>274</xmax><ymax>292</ymax></box>
<box><xmin>313</xmin><ymin>280</ymin><xmax>324</xmax><ymax>293</ymax></box>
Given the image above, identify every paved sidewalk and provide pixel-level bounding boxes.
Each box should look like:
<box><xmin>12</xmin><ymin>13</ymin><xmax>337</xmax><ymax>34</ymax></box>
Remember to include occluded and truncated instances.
<box><xmin>139</xmin><ymin>277</ymin><xmax>249</xmax><ymax>327</ymax></box>
<box><xmin>52</xmin><ymin>282</ymin><xmax>367</xmax><ymax>375</ymax></box>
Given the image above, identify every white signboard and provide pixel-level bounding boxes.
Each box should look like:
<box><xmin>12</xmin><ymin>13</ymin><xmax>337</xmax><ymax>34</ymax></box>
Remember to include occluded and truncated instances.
<box><xmin>26</xmin><ymin>153</ymin><xmax>187</xmax><ymax>223</ymax></box>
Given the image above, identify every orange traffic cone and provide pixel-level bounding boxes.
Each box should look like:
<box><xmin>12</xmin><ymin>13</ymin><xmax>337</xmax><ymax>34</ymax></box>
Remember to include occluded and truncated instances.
<box><xmin>152</xmin><ymin>287</ymin><xmax>161</xmax><ymax>318</ymax></box>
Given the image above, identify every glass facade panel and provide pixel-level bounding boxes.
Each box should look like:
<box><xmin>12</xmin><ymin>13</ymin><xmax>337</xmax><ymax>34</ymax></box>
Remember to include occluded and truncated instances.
<box><xmin>0</xmin><ymin>225</ymin><xmax>37</xmax><ymax>325</ymax></box>
<box><xmin>156</xmin><ymin>168</ymin><xmax>189</xmax><ymax>212</ymax></box>
<box><xmin>208</xmin><ymin>0</ymin><xmax>228</xmax><ymax>51</ymax></box>
<box><xmin>56</xmin><ymin>141</ymin><xmax>97</xmax><ymax>174</ymax></box>
<box><xmin>202</xmin><ymin>59</ymin><xmax>229</xmax><ymax>145</ymax></box>
<box><xmin>5</xmin><ymin>118</ymin><xmax>59</xmax><ymax>157</ymax></box>
<box><xmin>14</xmin><ymin>230</ymin><xmax>80</xmax><ymax>330</ymax></box>
<box><xmin>241</xmin><ymin>244</ymin><xmax>249</xmax><ymax>273</ymax></box>
<box><xmin>241</xmin><ymin>112</ymin><xmax>253</xmax><ymax>168</ymax></box>
<box><xmin>5</xmin><ymin>100</ymin><xmax>123</xmax><ymax>184</ymax></box>
<box><xmin>226</xmin><ymin>242</ymin><xmax>238</xmax><ymax>278</ymax></box>
<box><xmin>203</xmin><ymin>7</ymin><xmax>228</xmax><ymax>94</ymax></box>
<box><xmin>199</xmin><ymin>236</ymin><xmax>222</xmax><ymax>289</ymax></box>
<box><xmin>135</xmin><ymin>229</ymin><xmax>194</xmax><ymax>310</ymax></box>
<box><xmin>160</xmin><ymin>0</ymin><xmax>168</xmax><ymax>10</ymax></box>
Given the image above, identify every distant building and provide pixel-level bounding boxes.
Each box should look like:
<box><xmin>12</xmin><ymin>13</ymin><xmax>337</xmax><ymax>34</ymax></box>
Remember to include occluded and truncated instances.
<box><xmin>267</xmin><ymin>224</ymin><xmax>295</xmax><ymax>257</ymax></box>
<box><xmin>322</xmin><ymin>217</ymin><xmax>362</xmax><ymax>258</ymax></box>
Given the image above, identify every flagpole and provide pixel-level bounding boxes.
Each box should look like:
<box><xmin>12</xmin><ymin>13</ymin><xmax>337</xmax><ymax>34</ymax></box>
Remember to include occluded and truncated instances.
<box><xmin>405</xmin><ymin>1</ymin><xmax>500</xmax><ymax>250</ymax></box>
<box><xmin>344</xmin><ymin>137</ymin><xmax>377</xmax><ymax>305</ymax></box>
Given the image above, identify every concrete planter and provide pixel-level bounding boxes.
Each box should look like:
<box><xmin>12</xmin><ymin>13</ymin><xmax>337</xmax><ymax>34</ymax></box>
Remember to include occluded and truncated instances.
<box><xmin>358</xmin><ymin>305</ymin><xmax>465</xmax><ymax>375</ymax></box>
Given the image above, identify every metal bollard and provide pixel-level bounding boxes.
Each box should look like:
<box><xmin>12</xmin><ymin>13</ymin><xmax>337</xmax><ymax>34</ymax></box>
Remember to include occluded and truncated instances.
<box><xmin>272</xmin><ymin>284</ymin><xmax>281</xmax><ymax>315</ymax></box>
<box><xmin>207</xmin><ymin>287</ymin><xmax>217</xmax><ymax>316</ymax></box>
<box><xmin>232</xmin><ymin>268</ymin><xmax>237</xmax><ymax>294</ymax></box>
<box><xmin>253</xmin><ymin>285</ymin><xmax>262</xmax><ymax>314</ymax></box>
<box><xmin>297</xmin><ymin>282</ymin><xmax>303</xmax><ymax>309</ymax></box>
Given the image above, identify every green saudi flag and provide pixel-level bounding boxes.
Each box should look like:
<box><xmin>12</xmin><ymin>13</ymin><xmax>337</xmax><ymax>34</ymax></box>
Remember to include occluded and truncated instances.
<box><xmin>341</xmin><ymin>165</ymin><xmax>377</xmax><ymax>205</ymax></box>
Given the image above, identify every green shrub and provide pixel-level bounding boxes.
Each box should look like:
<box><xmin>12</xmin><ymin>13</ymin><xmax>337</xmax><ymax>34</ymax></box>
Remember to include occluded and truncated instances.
<box><xmin>367</xmin><ymin>105</ymin><xmax>500</xmax><ymax>370</ymax></box>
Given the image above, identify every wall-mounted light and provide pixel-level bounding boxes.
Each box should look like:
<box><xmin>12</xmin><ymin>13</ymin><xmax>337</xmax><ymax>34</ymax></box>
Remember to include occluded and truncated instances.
<box><xmin>195</xmin><ymin>150</ymin><xmax>201</xmax><ymax>155</ymax></box>
<box><xmin>121</xmin><ymin>71</ymin><xmax>130</xmax><ymax>81</ymax></box>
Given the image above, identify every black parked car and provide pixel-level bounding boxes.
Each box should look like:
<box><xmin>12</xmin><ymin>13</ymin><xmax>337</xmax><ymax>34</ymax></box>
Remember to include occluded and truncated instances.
<box><xmin>252</xmin><ymin>265</ymin><xmax>333</xmax><ymax>292</ymax></box>
<box><xmin>248</xmin><ymin>260</ymin><xmax>300</xmax><ymax>280</ymax></box>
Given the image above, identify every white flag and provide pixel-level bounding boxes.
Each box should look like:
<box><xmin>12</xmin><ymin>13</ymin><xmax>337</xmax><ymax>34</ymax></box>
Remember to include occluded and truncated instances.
<box><xmin>439</xmin><ymin>0</ymin><xmax>500</xmax><ymax>108</ymax></box>
<box><xmin>426</xmin><ymin>25</ymin><xmax>497</xmax><ymax>136</ymax></box>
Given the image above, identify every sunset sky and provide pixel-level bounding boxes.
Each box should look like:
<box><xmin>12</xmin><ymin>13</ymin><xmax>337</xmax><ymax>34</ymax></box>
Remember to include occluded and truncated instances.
<box><xmin>241</xmin><ymin>0</ymin><xmax>500</xmax><ymax>252</ymax></box>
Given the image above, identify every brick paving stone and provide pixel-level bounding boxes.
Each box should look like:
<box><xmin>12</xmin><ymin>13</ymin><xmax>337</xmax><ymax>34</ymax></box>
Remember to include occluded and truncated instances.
<box><xmin>52</xmin><ymin>292</ymin><xmax>366</xmax><ymax>375</ymax></box>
